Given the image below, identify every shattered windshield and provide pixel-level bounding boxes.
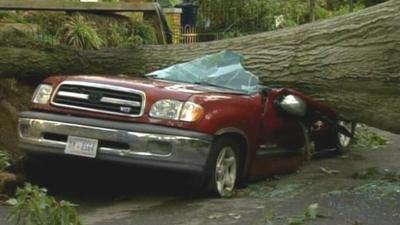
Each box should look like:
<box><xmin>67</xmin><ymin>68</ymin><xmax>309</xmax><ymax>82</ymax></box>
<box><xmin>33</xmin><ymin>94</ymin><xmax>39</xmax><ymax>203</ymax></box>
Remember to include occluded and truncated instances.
<box><xmin>146</xmin><ymin>50</ymin><xmax>259</xmax><ymax>94</ymax></box>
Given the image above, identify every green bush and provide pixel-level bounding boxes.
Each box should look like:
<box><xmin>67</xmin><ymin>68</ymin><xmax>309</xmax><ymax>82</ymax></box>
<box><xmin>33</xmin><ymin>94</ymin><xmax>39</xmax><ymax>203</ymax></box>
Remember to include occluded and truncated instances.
<box><xmin>0</xmin><ymin>150</ymin><xmax>11</xmax><ymax>171</ymax></box>
<box><xmin>59</xmin><ymin>14</ymin><xmax>104</xmax><ymax>49</ymax></box>
<box><xmin>133</xmin><ymin>22</ymin><xmax>158</xmax><ymax>45</ymax></box>
<box><xmin>159</xmin><ymin>0</ymin><xmax>177</xmax><ymax>7</ymax></box>
<box><xmin>0</xmin><ymin>11</ymin><xmax>11</xmax><ymax>20</ymax></box>
<box><xmin>0</xmin><ymin>11</ymin><xmax>158</xmax><ymax>48</ymax></box>
<box><xmin>197</xmin><ymin>0</ymin><xmax>310</xmax><ymax>33</ymax></box>
<box><xmin>0</xmin><ymin>11</ymin><xmax>26</xmax><ymax>23</ymax></box>
<box><xmin>196</xmin><ymin>0</ymin><xmax>368</xmax><ymax>35</ymax></box>
<box><xmin>7</xmin><ymin>183</ymin><xmax>81</xmax><ymax>225</ymax></box>
<box><xmin>352</xmin><ymin>124</ymin><xmax>389</xmax><ymax>149</ymax></box>
<box><xmin>25</xmin><ymin>13</ymin><xmax>67</xmax><ymax>38</ymax></box>
<box><xmin>102</xmin><ymin>21</ymin><xmax>129</xmax><ymax>47</ymax></box>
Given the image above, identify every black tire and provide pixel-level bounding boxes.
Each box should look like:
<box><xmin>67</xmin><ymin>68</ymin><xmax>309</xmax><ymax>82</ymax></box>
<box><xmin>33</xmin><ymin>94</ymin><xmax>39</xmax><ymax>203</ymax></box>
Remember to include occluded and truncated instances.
<box><xmin>205</xmin><ymin>137</ymin><xmax>241</xmax><ymax>197</ymax></box>
<box><xmin>336</xmin><ymin>121</ymin><xmax>356</xmax><ymax>154</ymax></box>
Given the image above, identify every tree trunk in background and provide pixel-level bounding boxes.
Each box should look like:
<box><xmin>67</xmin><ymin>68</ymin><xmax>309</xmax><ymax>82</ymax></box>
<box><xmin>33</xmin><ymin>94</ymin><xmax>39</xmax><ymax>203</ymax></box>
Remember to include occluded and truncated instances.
<box><xmin>309</xmin><ymin>0</ymin><xmax>316</xmax><ymax>22</ymax></box>
<box><xmin>0</xmin><ymin>0</ymin><xmax>400</xmax><ymax>133</ymax></box>
<box><xmin>349</xmin><ymin>0</ymin><xmax>354</xmax><ymax>12</ymax></box>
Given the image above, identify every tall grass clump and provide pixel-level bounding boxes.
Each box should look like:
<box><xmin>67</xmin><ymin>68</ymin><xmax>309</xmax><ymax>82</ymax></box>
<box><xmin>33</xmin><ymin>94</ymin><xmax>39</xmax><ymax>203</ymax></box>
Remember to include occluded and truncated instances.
<box><xmin>59</xmin><ymin>14</ymin><xmax>104</xmax><ymax>50</ymax></box>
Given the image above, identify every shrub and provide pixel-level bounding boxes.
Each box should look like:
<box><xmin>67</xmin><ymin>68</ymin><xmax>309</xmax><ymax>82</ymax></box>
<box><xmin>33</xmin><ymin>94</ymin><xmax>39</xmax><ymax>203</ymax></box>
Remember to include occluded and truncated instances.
<box><xmin>1</xmin><ymin>11</ymin><xmax>158</xmax><ymax>48</ymax></box>
<box><xmin>196</xmin><ymin>0</ymin><xmax>367</xmax><ymax>35</ymax></box>
<box><xmin>59</xmin><ymin>14</ymin><xmax>104</xmax><ymax>50</ymax></box>
<box><xmin>131</xmin><ymin>22</ymin><xmax>158</xmax><ymax>45</ymax></box>
<box><xmin>0</xmin><ymin>11</ymin><xmax>26</xmax><ymax>23</ymax></box>
<box><xmin>0</xmin><ymin>11</ymin><xmax>11</xmax><ymax>20</ymax></box>
<box><xmin>7</xmin><ymin>183</ymin><xmax>81</xmax><ymax>225</ymax></box>
<box><xmin>25</xmin><ymin>12</ymin><xmax>67</xmax><ymax>38</ymax></box>
<box><xmin>197</xmin><ymin>0</ymin><xmax>310</xmax><ymax>33</ymax></box>
<box><xmin>0</xmin><ymin>150</ymin><xmax>11</xmax><ymax>171</ymax></box>
<box><xmin>103</xmin><ymin>21</ymin><xmax>128</xmax><ymax>47</ymax></box>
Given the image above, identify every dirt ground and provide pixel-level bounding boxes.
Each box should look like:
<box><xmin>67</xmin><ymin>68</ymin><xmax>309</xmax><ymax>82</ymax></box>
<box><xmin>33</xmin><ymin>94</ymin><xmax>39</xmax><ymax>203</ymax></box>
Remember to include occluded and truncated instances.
<box><xmin>0</xmin><ymin>128</ymin><xmax>399</xmax><ymax>225</ymax></box>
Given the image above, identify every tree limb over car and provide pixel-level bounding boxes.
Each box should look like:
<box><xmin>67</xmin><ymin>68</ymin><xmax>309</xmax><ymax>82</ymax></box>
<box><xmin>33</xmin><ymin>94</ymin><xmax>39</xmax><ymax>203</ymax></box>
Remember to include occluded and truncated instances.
<box><xmin>0</xmin><ymin>0</ymin><xmax>399</xmax><ymax>133</ymax></box>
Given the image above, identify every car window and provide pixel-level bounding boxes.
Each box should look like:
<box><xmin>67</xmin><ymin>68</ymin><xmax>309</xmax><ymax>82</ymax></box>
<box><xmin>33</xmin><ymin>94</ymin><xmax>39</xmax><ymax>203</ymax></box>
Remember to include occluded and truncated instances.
<box><xmin>146</xmin><ymin>50</ymin><xmax>260</xmax><ymax>94</ymax></box>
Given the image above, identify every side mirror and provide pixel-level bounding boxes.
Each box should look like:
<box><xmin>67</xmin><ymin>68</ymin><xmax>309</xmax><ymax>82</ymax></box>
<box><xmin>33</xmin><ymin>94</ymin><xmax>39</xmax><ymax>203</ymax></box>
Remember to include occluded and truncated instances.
<box><xmin>278</xmin><ymin>95</ymin><xmax>307</xmax><ymax>117</ymax></box>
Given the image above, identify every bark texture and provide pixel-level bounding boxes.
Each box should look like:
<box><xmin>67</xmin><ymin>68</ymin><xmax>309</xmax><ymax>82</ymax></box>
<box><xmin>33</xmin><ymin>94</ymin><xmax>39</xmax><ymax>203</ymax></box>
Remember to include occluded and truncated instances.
<box><xmin>0</xmin><ymin>0</ymin><xmax>400</xmax><ymax>133</ymax></box>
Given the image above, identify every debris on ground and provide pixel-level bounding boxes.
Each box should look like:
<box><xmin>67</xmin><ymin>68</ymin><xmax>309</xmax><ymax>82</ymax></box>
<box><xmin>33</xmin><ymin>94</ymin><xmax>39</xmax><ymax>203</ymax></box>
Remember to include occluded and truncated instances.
<box><xmin>208</xmin><ymin>212</ymin><xmax>241</xmax><ymax>220</ymax></box>
<box><xmin>286</xmin><ymin>203</ymin><xmax>322</xmax><ymax>225</ymax></box>
<box><xmin>228</xmin><ymin>213</ymin><xmax>241</xmax><ymax>220</ymax></box>
<box><xmin>352</xmin><ymin>125</ymin><xmax>389</xmax><ymax>149</ymax></box>
<box><xmin>351</xmin><ymin>167</ymin><xmax>400</xmax><ymax>181</ymax></box>
<box><xmin>320</xmin><ymin>167</ymin><xmax>340</xmax><ymax>175</ymax></box>
<box><xmin>208</xmin><ymin>213</ymin><xmax>225</xmax><ymax>220</ymax></box>
<box><xmin>7</xmin><ymin>183</ymin><xmax>81</xmax><ymax>225</ymax></box>
<box><xmin>247</xmin><ymin>183</ymin><xmax>305</xmax><ymax>199</ymax></box>
<box><xmin>327</xmin><ymin>168</ymin><xmax>400</xmax><ymax>200</ymax></box>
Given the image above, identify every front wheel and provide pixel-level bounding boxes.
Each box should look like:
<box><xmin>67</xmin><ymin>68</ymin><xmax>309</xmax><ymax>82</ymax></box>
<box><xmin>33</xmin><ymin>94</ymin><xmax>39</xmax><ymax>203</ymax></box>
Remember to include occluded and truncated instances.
<box><xmin>207</xmin><ymin>138</ymin><xmax>240</xmax><ymax>197</ymax></box>
<box><xmin>337</xmin><ymin>121</ymin><xmax>356</xmax><ymax>154</ymax></box>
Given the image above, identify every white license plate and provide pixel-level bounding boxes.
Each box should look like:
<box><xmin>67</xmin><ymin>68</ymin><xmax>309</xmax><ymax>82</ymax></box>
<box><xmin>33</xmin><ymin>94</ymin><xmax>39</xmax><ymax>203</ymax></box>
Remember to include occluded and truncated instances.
<box><xmin>65</xmin><ymin>136</ymin><xmax>98</xmax><ymax>158</ymax></box>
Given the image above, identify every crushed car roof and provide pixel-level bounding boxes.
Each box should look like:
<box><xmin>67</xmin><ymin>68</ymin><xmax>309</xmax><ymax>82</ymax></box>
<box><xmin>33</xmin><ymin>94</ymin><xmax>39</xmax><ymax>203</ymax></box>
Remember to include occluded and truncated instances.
<box><xmin>146</xmin><ymin>50</ymin><xmax>259</xmax><ymax>94</ymax></box>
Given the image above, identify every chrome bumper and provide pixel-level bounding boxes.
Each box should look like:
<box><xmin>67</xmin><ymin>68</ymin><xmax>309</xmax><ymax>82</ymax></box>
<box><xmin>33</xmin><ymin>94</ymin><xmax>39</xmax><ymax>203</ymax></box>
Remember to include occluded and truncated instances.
<box><xmin>18</xmin><ymin>112</ymin><xmax>213</xmax><ymax>173</ymax></box>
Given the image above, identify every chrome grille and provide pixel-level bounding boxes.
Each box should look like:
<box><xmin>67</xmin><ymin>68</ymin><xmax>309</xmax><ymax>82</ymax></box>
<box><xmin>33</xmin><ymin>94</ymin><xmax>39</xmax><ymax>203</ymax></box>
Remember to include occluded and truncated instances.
<box><xmin>51</xmin><ymin>81</ymin><xmax>145</xmax><ymax>117</ymax></box>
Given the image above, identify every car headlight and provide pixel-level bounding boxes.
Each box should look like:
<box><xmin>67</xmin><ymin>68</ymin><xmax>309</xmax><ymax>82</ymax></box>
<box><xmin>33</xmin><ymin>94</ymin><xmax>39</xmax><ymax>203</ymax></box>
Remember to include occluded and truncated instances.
<box><xmin>180</xmin><ymin>102</ymin><xmax>204</xmax><ymax>122</ymax></box>
<box><xmin>32</xmin><ymin>84</ymin><xmax>53</xmax><ymax>104</ymax></box>
<box><xmin>150</xmin><ymin>100</ymin><xmax>204</xmax><ymax>122</ymax></box>
<box><xmin>150</xmin><ymin>100</ymin><xmax>184</xmax><ymax>120</ymax></box>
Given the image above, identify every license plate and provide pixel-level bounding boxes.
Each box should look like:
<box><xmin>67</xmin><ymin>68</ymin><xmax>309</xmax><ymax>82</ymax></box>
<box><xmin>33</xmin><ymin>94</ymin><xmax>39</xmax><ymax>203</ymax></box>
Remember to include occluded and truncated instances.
<box><xmin>65</xmin><ymin>136</ymin><xmax>98</xmax><ymax>158</ymax></box>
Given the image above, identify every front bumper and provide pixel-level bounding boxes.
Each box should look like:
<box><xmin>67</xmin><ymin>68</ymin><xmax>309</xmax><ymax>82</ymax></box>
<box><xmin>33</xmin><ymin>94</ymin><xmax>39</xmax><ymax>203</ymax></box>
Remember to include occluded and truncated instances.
<box><xmin>18</xmin><ymin>111</ymin><xmax>213</xmax><ymax>174</ymax></box>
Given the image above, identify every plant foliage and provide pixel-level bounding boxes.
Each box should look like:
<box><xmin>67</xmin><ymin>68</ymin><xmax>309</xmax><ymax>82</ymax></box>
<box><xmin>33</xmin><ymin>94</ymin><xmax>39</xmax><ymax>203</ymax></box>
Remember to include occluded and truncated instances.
<box><xmin>0</xmin><ymin>149</ymin><xmax>11</xmax><ymax>171</ymax></box>
<box><xmin>133</xmin><ymin>22</ymin><xmax>158</xmax><ymax>45</ymax></box>
<box><xmin>287</xmin><ymin>203</ymin><xmax>320</xmax><ymax>225</ymax></box>
<box><xmin>352</xmin><ymin>124</ymin><xmax>389</xmax><ymax>149</ymax></box>
<box><xmin>195</xmin><ymin>0</ymin><xmax>387</xmax><ymax>36</ymax></box>
<box><xmin>7</xmin><ymin>183</ymin><xmax>81</xmax><ymax>225</ymax></box>
<box><xmin>59</xmin><ymin>14</ymin><xmax>104</xmax><ymax>50</ymax></box>
<box><xmin>0</xmin><ymin>11</ymin><xmax>158</xmax><ymax>49</ymax></box>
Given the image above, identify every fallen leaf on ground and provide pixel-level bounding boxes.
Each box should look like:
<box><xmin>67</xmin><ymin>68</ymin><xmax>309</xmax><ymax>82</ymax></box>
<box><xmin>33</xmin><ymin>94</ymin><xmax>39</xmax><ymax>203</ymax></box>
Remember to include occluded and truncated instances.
<box><xmin>320</xmin><ymin>167</ymin><xmax>340</xmax><ymax>175</ymax></box>
<box><xmin>208</xmin><ymin>213</ymin><xmax>225</xmax><ymax>220</ymax></box>
<box><xmin>228</xmin><ymin>213</ymin><xmax>241</xmax><ymax>219</ymax></box>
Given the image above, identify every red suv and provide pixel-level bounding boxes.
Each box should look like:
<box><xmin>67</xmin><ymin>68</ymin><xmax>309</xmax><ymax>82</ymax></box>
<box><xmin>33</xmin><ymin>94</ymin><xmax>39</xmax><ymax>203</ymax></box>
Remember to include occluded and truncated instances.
<box><xmin>18</xmin><ymin>52</ymin><xmax>353</xmax><ymax>197</ymax></box>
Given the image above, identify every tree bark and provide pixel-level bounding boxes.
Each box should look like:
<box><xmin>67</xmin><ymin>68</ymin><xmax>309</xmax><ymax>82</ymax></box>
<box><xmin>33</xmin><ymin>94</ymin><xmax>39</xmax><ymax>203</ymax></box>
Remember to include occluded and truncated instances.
<box><xmin>0</xmin><ymin>1</ymin><xmax>400</xmax><ymax>133</ymax></box>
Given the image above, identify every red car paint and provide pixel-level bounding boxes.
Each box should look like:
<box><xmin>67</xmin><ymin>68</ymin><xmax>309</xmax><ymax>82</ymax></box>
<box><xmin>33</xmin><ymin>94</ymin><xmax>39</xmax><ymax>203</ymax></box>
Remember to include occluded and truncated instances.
<box><xmin>31</xmin><ymin>75</ymin><xmax>338</xmax><ymax>181</ymax></box>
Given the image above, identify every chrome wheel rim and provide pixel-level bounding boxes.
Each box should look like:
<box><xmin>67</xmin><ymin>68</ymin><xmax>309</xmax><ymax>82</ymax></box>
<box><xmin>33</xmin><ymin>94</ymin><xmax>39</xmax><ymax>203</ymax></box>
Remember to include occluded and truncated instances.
<box><xmin>215</xmin><ymin>147</ymin><xmax>237</xmax><ymax>197</ymax></box>
<box><xmin>338</xmin><ymin>121</ymin><xmax>352</xmax><ymax>147</ymax></box>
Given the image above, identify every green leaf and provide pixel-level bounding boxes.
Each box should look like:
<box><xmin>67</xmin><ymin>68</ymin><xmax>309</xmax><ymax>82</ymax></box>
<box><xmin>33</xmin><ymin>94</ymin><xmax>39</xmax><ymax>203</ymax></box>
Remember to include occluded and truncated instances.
<box><xmin>305</xmin><ymin>203</ymin><xmax>319</xmax><ymax>219</ymax></box>
<box><xmin>287</xmin><ymin>216</ymin><xmax>305</xmax><ymax>225</ymax></box>
<box><xmin>6</xmin><ymin>198</ymin><xmax>18</xmax><ymax>206</ymax></box>
<box><xmin>7</xmin><ymin>183</ymin><xmax>82</xmax><ymax>225</ymax></box>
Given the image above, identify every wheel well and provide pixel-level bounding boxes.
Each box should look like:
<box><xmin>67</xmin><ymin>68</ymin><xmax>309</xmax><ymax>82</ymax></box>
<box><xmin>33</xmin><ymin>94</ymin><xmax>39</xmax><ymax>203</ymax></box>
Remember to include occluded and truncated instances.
<box><xmin>215</xmin><ymin>132</ymin><xmax>248</xmax><ymax>174</ymax></box>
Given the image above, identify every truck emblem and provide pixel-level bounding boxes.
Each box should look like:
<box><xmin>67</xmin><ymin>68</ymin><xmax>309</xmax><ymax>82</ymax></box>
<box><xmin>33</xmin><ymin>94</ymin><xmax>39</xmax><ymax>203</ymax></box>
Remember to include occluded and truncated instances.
<box><xmin>88</xmin><ymin>91</ymin><xmax>103</xmax><ymax>104</ymax></box>
<box><xmin>120</xmin><ymin>106</ymin><xmax>131</xmax><ymax>113</ymax></box>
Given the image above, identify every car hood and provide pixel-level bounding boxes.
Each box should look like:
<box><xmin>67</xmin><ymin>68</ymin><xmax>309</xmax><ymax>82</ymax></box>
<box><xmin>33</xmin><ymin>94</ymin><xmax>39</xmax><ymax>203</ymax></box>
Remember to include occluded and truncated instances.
<box><xmin>58</xmin><ymin>75</ymin><xmax>246</xmax><ymax>100</ymax></box>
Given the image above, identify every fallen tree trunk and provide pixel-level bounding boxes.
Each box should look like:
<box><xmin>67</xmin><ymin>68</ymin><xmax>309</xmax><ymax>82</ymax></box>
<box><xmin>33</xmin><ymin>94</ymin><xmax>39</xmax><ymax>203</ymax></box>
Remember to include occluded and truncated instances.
<box><xmin>0</xmin><ymin>0</ymin><xmax>399</xmax><ymax>133</ymax></box>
